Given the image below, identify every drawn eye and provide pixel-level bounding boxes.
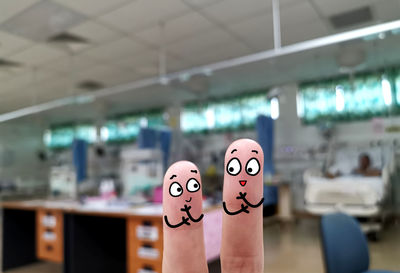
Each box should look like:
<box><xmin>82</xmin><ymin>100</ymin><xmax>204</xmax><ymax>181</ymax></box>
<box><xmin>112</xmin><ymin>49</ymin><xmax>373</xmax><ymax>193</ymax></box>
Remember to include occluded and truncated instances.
<box><xmin>186</xmin><ymin>178</ymin><xmax>200</xmax><ymax>192</ymax></box>
<box><xmin>246</xmin><ymin>158</ymin><xmax>260</xmax><ymax>176</ymax></box>
<box><xmin>226</xmin><ymin>158</ymin><xmax>241</xmax><ymax>176</ymax></box>
<box><xmin>169</xmin><ymin>182</ymin><xmax>183</xmax><ymax>197</ymax></box>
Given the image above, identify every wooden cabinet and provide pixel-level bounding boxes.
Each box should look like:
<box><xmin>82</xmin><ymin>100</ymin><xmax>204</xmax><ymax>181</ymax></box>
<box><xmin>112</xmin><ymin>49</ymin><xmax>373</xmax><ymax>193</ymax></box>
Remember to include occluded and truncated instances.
<box><xmin>127</xmin><ymin>216</ymin><xmax>163</xmax><ymax>273</ymax></box>
<box><xmin>36</xmin><ymin>209</ymin><xmax>63</xmax><ymax>263</ymax></box>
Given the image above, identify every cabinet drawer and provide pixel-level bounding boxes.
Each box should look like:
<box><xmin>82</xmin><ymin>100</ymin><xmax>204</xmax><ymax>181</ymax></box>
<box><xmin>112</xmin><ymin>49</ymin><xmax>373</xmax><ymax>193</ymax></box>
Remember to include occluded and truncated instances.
<box><xmin>36</xmin><ymin>209</ymin><xmax>63</xmax><ymax>263</ymax></box>
<box><xmin>136</xmin><ymin>261</ymin><xmax>161</xmax><ymax>273</ymax></box>
<box><xmin>127</xmin><ymin>216</ymin><xmax>163</xmax><ymax>273</ymax></box>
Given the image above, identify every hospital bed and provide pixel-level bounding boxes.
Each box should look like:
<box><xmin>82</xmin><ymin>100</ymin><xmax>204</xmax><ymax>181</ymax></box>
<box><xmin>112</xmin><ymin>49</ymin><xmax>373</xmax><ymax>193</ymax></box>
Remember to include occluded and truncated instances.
<box><xmin>304</xmin><ymin>142</ymin><xmax>395</xmax><ymax>238</ymax></box>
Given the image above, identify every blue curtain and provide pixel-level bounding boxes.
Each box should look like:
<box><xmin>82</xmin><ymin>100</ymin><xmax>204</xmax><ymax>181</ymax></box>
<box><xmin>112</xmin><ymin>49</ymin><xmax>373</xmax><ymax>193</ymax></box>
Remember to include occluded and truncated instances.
<box><xmin>159</xmin><ymin>130</ymin><xmax>171</xmax><ymax>171</ymax></box>
<box><xmin>138</xmin><ymin>128</ymin><xmax>157</xmax><ymax>149</ymax></box>
<box><xmin>138</xmin><ymin>128</ymin><xmax>171</xmax><ymax>171</ymax></box>
<box><xmin>72</xmin><ymin>139</ymin><xmax>87</xmax><ymax>183</ymax></box>
<box><xmin>256</xmin><ymin>115</ymin><xmax>277</xmax><ymax>206</ymax></box>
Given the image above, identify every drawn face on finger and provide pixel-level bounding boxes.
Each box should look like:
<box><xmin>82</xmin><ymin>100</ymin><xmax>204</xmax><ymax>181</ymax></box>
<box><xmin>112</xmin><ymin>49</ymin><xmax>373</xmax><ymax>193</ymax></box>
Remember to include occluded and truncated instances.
<box><xmin>163</xmin><ymin>161</ymin><xmax>203</xmax><ymax>229</ymax></box>
<box><xmin>223</xmin><ymin>139</ymin><xmax>264</xmax><ymax>211</ymax></box>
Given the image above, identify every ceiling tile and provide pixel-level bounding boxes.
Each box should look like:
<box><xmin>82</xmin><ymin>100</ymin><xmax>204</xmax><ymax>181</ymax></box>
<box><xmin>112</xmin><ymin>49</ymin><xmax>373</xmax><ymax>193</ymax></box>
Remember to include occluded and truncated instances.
<box><xmin>81</xmin><ymin>37</ymin><xmax>147</xmax><ymax>62</ymax></box>
<box><xmin>312</xmin><ymin>0</ymin><xmax>375</xmax><ymax>17</ymax></box>
<box><xmin>69</xmin><ymin>21</ymin><xmax>122</xmax><ymax>44</ymax></box>
<box><xmin>167</xmin><ymin>28</ymin><xmax>236</xmax><ymax>58</ymax></box>
<box><xmin>188</xmin><ymin>41</ymin><xmax>252</xmax><ymax>66</ymax></box>
<box><xmin>201</xmin><ymin>0</ymin><xmax>271</xmax><ymax>24</ymax></box>
<box><xmin>51</xmin><ymin>0</ymin><xmax>130</xmax><ymax>16</ymax></box>
<box><xmin>281</xmin><ymin>1</ymin><xmax>321</xmax><ymax>27</ymax></box>
<box><xmin>75</xmin><ymin>64</ymin><xmax>128</xmax><ymax>85</ymax></box>
<box><xmin>0</xmin><ymin>0</ymin><xmax>39</xmax><ymax>24</ymax></box>
<box><xmin>134</xmin><ymin>12</ymin><xmax>214</xmax><ymax>46</ymax></box>
<box><xmin>166</xmin><ymin>56</ymin><xmax>192</xmax><ymax>73</ymax></box>
<box><xmin>373</xmin><ymin>0</ymin><xmax>400</xmax><ymax>22</ymax></box>
<box><xmin>182</xmin><ymin>0</ymin><xmax>223</xmax><ymax>8</ymax></box>
<box><xmin>99</xmin><ymin>0</ymin><xmax>190</xmax><ymax>33</ymax></box>
<box><xmin>101</xmin><ymin>69</ymin><xmax>142</xmax><ymax>85</ymax></box>
<box><xmin>114</xmin><ymin>49</ymin><xmax>158</xmax><ymax>68</ymax></box>
<box><xmin>39</xmin><ymin>54</ymin><xmax>97</xmax><ymax>74</ymax></box>
<box><xmin>0</xmin><ymin>31</ymin><xmax>32</xmax><ymax>56</ymax></box>
<box><xmin>228</xmin><ymin>14</ymin><xmax>274</xmax><ymax>51</ymax></box>
<box><xmin>282</xmin><ymin>19</ymin><xmax>329</xmax><ymax>45</ymax></box>
<box><xmin>10</xmin><ymin>44</ymin><xmax>66</xmax><ymax>66</ymax></box>
<box><xmin>135</xmin><ymin>63</ymin><xmax>159</xmax><ymax>77</ymax></box>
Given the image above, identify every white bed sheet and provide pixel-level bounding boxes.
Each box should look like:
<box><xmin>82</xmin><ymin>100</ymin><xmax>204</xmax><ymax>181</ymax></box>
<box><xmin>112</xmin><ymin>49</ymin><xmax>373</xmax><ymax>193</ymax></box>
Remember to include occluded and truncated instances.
<box><xmin>305</xmin><ymin>175</ymin><xmax>384</xmax><ymax>206</ymax></box>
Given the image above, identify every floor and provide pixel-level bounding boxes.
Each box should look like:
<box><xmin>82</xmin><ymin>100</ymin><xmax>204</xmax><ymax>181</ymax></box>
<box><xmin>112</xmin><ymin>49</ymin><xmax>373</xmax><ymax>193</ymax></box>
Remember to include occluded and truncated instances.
<box><xmin>4</xmin><ymin>218</ymin><xmax>400</xmax><ymax>273</ymax></box>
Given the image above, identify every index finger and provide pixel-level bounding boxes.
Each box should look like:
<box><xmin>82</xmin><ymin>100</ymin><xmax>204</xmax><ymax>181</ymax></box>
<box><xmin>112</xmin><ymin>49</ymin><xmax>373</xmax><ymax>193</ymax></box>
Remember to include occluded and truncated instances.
<box><xmin>221</xmin><ymin>139</ymin><xmax>264</xmax><ymax>273</ymax></box>
<box><xmin>162</xmin><ymin>161</ymin><xmax>208</xmax><ymax>273</ymax></box>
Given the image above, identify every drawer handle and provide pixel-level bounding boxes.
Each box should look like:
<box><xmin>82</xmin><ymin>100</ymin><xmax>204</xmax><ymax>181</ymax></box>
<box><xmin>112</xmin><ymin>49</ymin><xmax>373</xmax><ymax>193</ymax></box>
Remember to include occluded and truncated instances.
<box><xmin>142</xmin><ymin>243</ymin><xmax>152</xmax><ymax>248</ymax></box>
<box><xmin>142</xmin><ymin>220</ymin><xmax>152</xmax><ymax>226</ymax></box>
<box><xmin>46</xmin><ymin>245</ymin><xmax>53</xmax><ymax>252</ymax></box>
<box><xmin>143</xmin><ymin>265</ymin><xmax>154</xmax><ymax>270</ymax></box>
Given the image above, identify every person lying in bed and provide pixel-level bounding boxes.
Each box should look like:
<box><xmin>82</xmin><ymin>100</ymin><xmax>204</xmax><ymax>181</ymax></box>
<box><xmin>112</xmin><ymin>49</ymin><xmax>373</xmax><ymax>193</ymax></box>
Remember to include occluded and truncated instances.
<box><xmin>352</xmin><ymin>153</ymin><xmax>381</xmax><ymax>177</ymax></box>
<box><xmin>325</xmin><ymin>153</ymin><xmax>381</xmax><ymax>178</ymax></box>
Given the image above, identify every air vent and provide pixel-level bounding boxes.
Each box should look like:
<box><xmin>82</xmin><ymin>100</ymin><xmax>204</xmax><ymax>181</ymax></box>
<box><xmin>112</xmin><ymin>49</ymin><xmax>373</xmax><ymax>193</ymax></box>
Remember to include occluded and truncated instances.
<box><xmin>48</xmin><ymin>32</ymin><xmax>88</xmax><ymax>44</ymax></box>
<box><xmin>0</xmin><ymin>0</ymin><xmax>86</xmax><ymax>41</ymax></box>
<box><xmin>330</xmin><ymin>6</ymin><xmax>373</xmax><ymax>29</ymax></box>
<box><xmin>77</xmin><ymin>80</ymin><xmax>104</xmax><ymax>91</ymax></box>
<box><xmin>0</xmin><ymin>58</ymin><xmax>21</xmax><ymax>67</ymax></box>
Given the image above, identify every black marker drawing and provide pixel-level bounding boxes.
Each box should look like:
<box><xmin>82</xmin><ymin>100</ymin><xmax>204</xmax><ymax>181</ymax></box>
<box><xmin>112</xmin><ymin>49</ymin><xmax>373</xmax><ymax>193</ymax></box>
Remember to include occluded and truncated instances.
<box><xmin>181</xmin><ymin>204</ymin><xmax>204</xmax><ymax>222</ymax></box>
<box><xmin>164</xmin><ymin>215</ymin><xmax>190</xmax><ymax>228</ymax></box>
<box><xmin>223</xmin><ymin>202</ymin><xmax>250</xmax><ymax>215</ymax></box>
<box><xmin>223</xmin><ymin>192</ymin><xmax>264</xmax><ymax>216</ymax></box>
<box><xmin>236</xmin><ymin>192</ymin><xmax>264</xmax><ymax>208</ymax></box>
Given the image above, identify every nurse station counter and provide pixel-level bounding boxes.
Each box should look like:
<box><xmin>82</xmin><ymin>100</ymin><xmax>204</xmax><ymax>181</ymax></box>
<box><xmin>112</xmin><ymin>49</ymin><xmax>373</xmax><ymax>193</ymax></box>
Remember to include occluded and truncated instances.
<box><xmin>1</xmin><ymin>200</ymin><xmax>222</xmax><ymax>273</ymax></box>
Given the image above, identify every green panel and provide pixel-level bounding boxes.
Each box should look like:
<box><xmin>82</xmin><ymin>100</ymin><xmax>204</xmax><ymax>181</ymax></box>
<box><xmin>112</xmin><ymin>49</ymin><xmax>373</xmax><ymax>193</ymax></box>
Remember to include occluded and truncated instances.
<box><xmin>45</xmin><ymin>124</ymin><xmax>96</xmax><ymax>148</ymax></box>
<box><xmin>299</xmin><ymin>72</ymin><xmax>396</xmax><ymax>124</ymax></box>
<box><xmin>75</xmin><ymin>125</ymin><xmax>97</xmax><ymax>144</ymax></box>
<box><xmin>181</xmin><ymin>91</ymin><xmax>271</xmax><ymax>134</ymax></box>
<box><xmin>102</xmin><ymin>110</ymin><xmax>166</xmax><ymax>143</ymax></box>
<box><xmin>396</xmin><ymin>74</ymin><xmax>400</xmax><ymax>105</ymax></box>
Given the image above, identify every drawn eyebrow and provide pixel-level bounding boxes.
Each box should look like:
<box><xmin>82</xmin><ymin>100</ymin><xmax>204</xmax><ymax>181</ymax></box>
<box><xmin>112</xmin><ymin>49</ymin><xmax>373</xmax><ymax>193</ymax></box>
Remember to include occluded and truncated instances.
<box><xmin>251</xmin><ymin>150</ymin><xmax>258</xmax><ymax>154</ymax></box>
<box><xmin>231</xmin><ymin>149</ymin><xmax>237</xmax><ymax>154</ymax></box>
<box><xmin>170</xmin><ymin>175</ymin><xmax>177</xmax><ymax>179</ymax></box>
<box><xmin>190</xmin><ymin>170</ymin><xmax>197</xmax><ymax>173</ymax></box>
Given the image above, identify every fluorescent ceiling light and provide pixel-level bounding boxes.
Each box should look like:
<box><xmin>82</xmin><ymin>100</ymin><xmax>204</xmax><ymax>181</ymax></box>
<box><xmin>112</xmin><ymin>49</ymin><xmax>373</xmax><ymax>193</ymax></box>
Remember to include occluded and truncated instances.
<box><xmin>296</xmin><ymin>92</ymin><xmax>304</xmax><ymax>118</ymax></box>
<box><xmin>271</xmin><ymin>97</ymin><xmax>280</xmax><ymax>120</ymax></box>
<box><xmin>335</xmin><ymin>85</ymin><xmax>345</xmax><ymax>112</ymax></box>
<box><xmin>381</xmin><ymin>77</ymin><xmax>392</xmax><ymax>106</ymax></box>
<box><xmin>205</xmin><ymin>108</ymin><xmax>215</xmax><ymax>129</ymax></box>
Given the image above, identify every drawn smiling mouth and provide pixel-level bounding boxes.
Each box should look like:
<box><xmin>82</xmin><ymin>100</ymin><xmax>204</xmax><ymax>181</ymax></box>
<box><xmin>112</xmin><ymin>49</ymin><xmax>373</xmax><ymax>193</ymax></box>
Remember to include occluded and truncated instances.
<box><xmin>185</xmin><ymin>197</ymin><xmax>192</xmax><ymax>202</ymax></box>
<box><xmin>239</xmin><ymin>180</ymin><xmax>247</xmax><ymax>186</ymax></box>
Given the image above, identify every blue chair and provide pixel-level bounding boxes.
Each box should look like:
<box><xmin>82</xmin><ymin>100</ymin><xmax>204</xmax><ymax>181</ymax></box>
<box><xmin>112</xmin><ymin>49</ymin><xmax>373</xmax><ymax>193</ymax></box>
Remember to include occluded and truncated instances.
<box><xmin>320</xmin><ymin>213</ymin><xmax>396</xmax><ymax>273</ymax></box>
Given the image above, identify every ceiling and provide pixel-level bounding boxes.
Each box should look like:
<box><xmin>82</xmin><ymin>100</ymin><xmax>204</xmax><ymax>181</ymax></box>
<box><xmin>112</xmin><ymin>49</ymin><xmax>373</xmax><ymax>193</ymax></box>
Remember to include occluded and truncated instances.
<box><xmin>0</xmin><ymin>0</ymin><xmax>399</xmax><ymax>123</ymax></box>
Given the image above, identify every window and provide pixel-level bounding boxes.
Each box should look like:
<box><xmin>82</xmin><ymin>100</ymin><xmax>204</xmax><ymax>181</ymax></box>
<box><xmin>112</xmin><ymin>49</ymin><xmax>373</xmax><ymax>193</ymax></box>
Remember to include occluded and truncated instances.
<box><xmin>101</xmin><ymin>110</ymin><xmax>165</xmax><ymax>143</ymax></box>
<box><xmin>396</xmin><ymin>72</ymin><xmax>400</xmax><ymax>105</ymax></box>
<box><xmin>298</xmin><ymin>71</ymin><xmax>397</xmax><ymax>124</ymax></box>
<box><xmin>181</xmin><ymin>91</ymin><xmax>271</xmax><ymax>133</ymax></box>
<box><xmin>44</xmin><ymin>124</ymin><xmax>96</xmax><ymax>148</ymax></box>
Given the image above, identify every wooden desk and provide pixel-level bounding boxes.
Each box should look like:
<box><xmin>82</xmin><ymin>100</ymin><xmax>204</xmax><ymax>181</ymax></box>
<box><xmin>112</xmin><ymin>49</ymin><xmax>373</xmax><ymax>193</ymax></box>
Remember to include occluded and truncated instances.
<box><xmin>1</xmin><ymin>200</ymin><xmax>221</xmax><ymax>273</ymax></box>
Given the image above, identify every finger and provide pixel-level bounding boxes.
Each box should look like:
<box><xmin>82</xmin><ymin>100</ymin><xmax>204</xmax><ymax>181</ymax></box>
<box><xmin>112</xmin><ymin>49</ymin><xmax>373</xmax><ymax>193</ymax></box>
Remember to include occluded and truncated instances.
<box><xmin>162</xmin><ymin>161</ymin><xmax>208</xmax><ymax>273</ymax></box>
<box><xmin>221</xmin><ymin>139</ymin><xmax>264</xmax><ymax>273</ymax></box>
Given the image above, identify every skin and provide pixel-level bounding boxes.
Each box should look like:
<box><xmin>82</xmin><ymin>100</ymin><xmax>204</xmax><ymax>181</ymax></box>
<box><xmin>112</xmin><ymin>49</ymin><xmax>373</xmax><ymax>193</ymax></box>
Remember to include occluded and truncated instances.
<box><xmin>162</xmin><ymin>161</ymin><xmax>208</xmax><ymax>273</ymax></box>
<box><xmin>221</xmin><ymin>139</ymin><xmax>264</xmax><ymax>273</ymax></box>
<box><xmin>163</xmin><ymin>139</ymin><xmax>264</xmax><ymax>273</ymax></box>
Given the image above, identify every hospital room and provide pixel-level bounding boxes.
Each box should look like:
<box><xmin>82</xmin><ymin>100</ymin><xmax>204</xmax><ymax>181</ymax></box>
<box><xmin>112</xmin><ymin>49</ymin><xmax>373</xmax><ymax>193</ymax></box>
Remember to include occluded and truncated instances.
<box><xmin>0</xmin><ymin>0</ymin><xmax>400</xmax><ymax>273</ymax></box>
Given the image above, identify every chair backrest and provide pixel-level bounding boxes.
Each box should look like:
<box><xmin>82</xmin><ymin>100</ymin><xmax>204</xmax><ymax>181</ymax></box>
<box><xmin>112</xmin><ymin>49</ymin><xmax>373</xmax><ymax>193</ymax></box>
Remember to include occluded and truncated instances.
<box><xmin>320</xmin><ymin>213</ymin><xmax>370</xmax><ymax>273</ymax></box>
